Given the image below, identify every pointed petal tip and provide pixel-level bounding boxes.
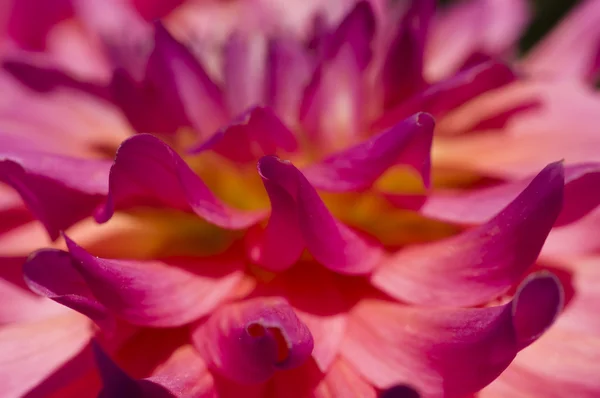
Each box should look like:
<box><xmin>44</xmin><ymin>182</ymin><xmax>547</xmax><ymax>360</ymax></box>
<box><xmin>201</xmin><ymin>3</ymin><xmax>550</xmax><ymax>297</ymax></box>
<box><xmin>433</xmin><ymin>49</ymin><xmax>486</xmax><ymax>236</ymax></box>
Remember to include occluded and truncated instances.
<box><xmin>512</xmin><ymin>271</ymin><xmax>564</xmax><ymax>348</ymax></box>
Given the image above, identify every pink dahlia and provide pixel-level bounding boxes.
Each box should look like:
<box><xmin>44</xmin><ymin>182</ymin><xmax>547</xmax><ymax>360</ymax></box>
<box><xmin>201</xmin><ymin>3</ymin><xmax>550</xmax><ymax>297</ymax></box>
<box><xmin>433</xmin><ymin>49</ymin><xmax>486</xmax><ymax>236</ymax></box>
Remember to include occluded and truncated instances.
<box><xmin>0</xmin><ymin>0</ymin><xmax>599</xmax><ymax>397</ymax></box>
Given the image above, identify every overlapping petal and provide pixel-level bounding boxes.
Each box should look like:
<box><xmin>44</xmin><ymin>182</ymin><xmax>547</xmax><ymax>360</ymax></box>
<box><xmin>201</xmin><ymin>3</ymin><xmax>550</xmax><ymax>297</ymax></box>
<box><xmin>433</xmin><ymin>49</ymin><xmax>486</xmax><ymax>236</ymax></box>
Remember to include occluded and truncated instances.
<box><xmin>94</xmin><ymin>134</ymin><xmax>266</xmax><ymax>228</ymax></box>
<box><xmin>0</xmin><ymin>147</ymin><xmax>110</xmax><ymax>240</ymax></box>
<box><xmin>249</xmin><ymin>155</ymin><xmax>383</xmax><ymax>274</ymax></box>
<box><xmin>372</xmin><ymin>162</ymin><xmax>564</xmax><ymax>307</ymax></box>
<box><xmin>303</xmin><ymin>112</ymin><xmax>434</xmax><ymax>191</ymax></box>
<box><xmin>192</xmin><ymin>297</ymin><xmax>314</xmax><ymax>384</ymax></box>
<box><xmin>342</xmin><ymin>272</ymin><xmax>563</xmax><ymax>397</ymax></box>
<box><xmin>24</xmin><ymin>235</ymin><xmax>244</xmax><ymax>327</ymax></box>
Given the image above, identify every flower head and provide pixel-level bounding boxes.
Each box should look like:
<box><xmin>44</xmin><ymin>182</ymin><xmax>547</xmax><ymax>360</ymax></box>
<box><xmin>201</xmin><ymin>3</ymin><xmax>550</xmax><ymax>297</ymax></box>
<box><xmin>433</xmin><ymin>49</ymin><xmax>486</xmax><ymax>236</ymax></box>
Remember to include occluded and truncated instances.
<box><xmin>1</xmin><ymin>0</ymin><xmax>600</xmax><ymax>397</ymax></box>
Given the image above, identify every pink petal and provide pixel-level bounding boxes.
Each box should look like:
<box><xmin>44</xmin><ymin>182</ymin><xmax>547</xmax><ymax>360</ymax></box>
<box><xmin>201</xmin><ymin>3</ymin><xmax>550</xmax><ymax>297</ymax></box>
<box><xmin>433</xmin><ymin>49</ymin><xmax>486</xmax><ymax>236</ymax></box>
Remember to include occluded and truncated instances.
<box><xmin>94</xmin><ymin>134</ymin><xmax>266</xmax><ymax>229</ymax></box>
<box><xmin>251</xmin><ymin>156</ymin><xmax>383</xmax><ymax>274</ymax></box>
<box><xmin>372</xmin><ymin>162</ymin><xmax>564</xmax><ymax>307</ymax></box>
<box><xmin>522</xmin><ymin>0</ymin><xmax>600</xmax><ymax>82</ymax></box>
<box><xmin>313</xmin><ymin>358</ymin><xmax>377</xmax><ymax>398</ymax></box>
<box><xmin>192</xmin><ymin>297</ymin><xmax>314</xmax><ymax>384</ymax></box>
<box><xmin>0</xmin><ymin>147</ymin><xmax>110</xmax><ymax>240</ymax></box>
<box><xmin>190</xmin><ymin>106</ymin><xmax>298</xmax><ymax>162</ymax></box>
<box><xmin>341</xmin><ymin>272</ymin><xmax>563</xmax><ymax>397</ymax></box>
<box><xmin>0</xmin><ymin>313</ymin><xmax>92</xmax><ymax>397</ymax></box>
<box><xmin>223</xmin><ymin>31</ymin><xmax>267</xmax><ymax>116</ymax></box>
<box><xmin>426</xmin><ymin>0</ymin><xmax>529</xmax><ymax>81</ymax></box>
<box><xmin>379</xmin><ymin>0</ymin><xmax>434</xmax><ymax>107</ymax></box>
<box><xmin>373</xmin><ymin>60</ymin><xmax>515</xmax><ymax>131</ymax></box>
<box><xmin>414</xmin><ymin>162</ymin><xmax>600</xmax><ymax>227</ymax></box>
<box><xmin>146</xmin><ymin>22</ymin><xmax>229</xmax><ymax>137</ymax></box>
<box><xmin>265</xmin><ymin>36</ymin><xmax>312</xmax><ymax>126</ymax></box>
<box><xmin>302</xmin><ymin>112</ymin><xmax>434</xmax><ymax>192</ymax></box>
<box><xmin>24</xmin><ymin>235</ymin><xmax>243</xmax><ymax>328</ymax></box>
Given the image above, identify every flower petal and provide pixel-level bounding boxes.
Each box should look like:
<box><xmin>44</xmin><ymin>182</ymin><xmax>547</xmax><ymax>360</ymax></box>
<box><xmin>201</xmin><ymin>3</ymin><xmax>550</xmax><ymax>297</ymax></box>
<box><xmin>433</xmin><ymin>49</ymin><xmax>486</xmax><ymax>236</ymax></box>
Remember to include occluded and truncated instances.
<box><xmin>192</xmin><ymin>297</ymin><xmax>314</xmax><ymax>384</ymax></box>
<box><xmin>373</xmin><ymin>60</ymin><xmax>515</xmax><ymax>132</ymax></box>
<box><xmin>0</xmin><ymin>147</ymin><xmax>109</xmax><ymax>240</ymax></box>
<box><xmin>23</xmin><ymin>248</ymin><xmax>112</xmax><ymax>327</ymax></box>
<box><xmin>413</xmin><ymin>162</ymin><xmax>600</xmax><ymax>227</ymax></box>
<box><xmin>190</xmin><ymin>106</ymin><xmax>298</xmax><ymax>162</ymax></box>
<box><xmin>372</xmin><ymin>162</ymin><xmax>564</xmax><ymax>307</ymax></box>
<box><xmin>253</xmin><ymin>156</ymin><xmax>383</xmax><ymax>274</ymax></box>
<box><xmin>314</xmin><ymin>358</ymin><xmax>377</xmax><ymax>398</ymax></box>
<box><xmin>223</xmin><ymin>31</ymin><xmax>267</xmax><ymax>115</ymax></box>
<box><xmin>94</xmin><ymin>134</ymin><xmax>265</xmax><ymax>229</ymax></box>
<box><xmin>522</xmin><ymin>0</ymin><xmax>600</xmax><ymax>82</ymax></box>
<box><xmin>341</xmin><ymin>272</ymin><xmax>563</xmax><ymax>397</ymax></box>
<box><xmin>0</xmin><ymin>313</ymin><xmax>92</xmax><ymax>398</ymax></box>
<box><xmin>380</xmin><ymin>0</ymin><xmax>434</xmax><ymax>107</ymax></box>
<box><xmin>303</xmin><ymin>112</ymin><xmax>434</xmax><ymax>192</ymax></box>
<box><xmin>265</xmin><ymin>36</ymin><xmax>312</xmax><ymax>126</ymax></box>
<box><xmin>26</xmin><ymin>235</ymin><xmax>244</xmax><ymax>327</ymax></box>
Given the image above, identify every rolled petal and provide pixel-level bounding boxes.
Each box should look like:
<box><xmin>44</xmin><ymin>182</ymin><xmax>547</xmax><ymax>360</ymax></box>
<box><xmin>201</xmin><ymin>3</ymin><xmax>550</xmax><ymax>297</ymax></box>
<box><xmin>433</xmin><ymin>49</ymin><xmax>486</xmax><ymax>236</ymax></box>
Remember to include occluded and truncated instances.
<box><xmin>190</xmin><ymin>106</ymin><xmax>298</xmax><ymax>162</ymax></box>
<box><xmin>341</xmin><ymin>272</ymin><xmax>563</xmax><ymax>397</ymax></box>
<box><xmin>192</xmin><ymin>297</ymin><xmax>314</xmax><ymax>384</ymax></box>
<box><xmin>0</xmin><ymin>148</ymin><xmax>109</xmax><ymax>240</ymax></box>
<box><xmin>253</xmin><ymin>156</ymin><xmax>383</xmax><ymax>274</ymax></box>
<box><xmin>380</xmin><ymin>0</ymin><xmax>434</xmax><ymax>107</ymax></box>
<box><xmin>26</xmin><ymin>235</ymin><xmax>244</xmax><ymax>327</ymax></box>
<box><xmin>303</xmin><ymin>112</ymin><xmax>434</xmax><ymax>192</ymax></box>
<box><xmin>0</xmin><ymin>313</ymin><xmax>92</xmax><ymax>398</ymax></box>
<box><xmin>523</xmin><ymin>0</ymin><xmax>600</xmax><ymax>82</ymax></box>
<box><xmin>372</xmin><ymin>162</ymin><xmax>564</xmax><ymax>307</ymax></box>
<box><xmin>374</xmin><ymin>60</ymin><xmax>515</xmax><ymax>131</ymax></box>
<box><xmin>94</xmin><ymin>134</ymin><xmax>265</xmax><ymax>229</ymax></box>
<box><xmin>415</xmin><ymin>162</ymin><xmax>600</xmax><ymax>227</ymax></box>
<box><xmin>223</xmin><ymin>31</ymin><xmax>267</xmax><ymax>115</ymax></box>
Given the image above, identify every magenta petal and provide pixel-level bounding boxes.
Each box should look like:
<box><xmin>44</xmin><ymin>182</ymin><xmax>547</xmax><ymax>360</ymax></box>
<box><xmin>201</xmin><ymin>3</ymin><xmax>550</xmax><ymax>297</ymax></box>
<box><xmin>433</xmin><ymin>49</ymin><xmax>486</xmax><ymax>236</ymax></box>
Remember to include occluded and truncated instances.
<box><xmin>256</xmin><ymin>156</ymin><xmax>383</xmax><ymax>274</ymax></box>
<box><xmin>302</xmin><ymin>113</ymin><xmax>434</xmax><ymax>192</ymax></box>
<box><xmin>417</xmin><ymin>162</ymin><xmax>600</xmax><ymax>227</ymax></box>
<box><xmin>94</xmin><ymin>134</ymin><xmax>265</xmax><ymax>229</ymax></box>
<box><xmin>192</xmin><ymin>297</ymin><xmax>314</xmax><ymax>384</ymax></box>
<box><xmin>0</xmin><ymin>148</ymin><xmax>109</xmax><ymax>240</ymax></box>
<box><xmin>372</xmin><ymin>162</ymin><xmax>564</xmax><ymax>307</ymax></box>
<box><xmin>373</xmin><ymin>60</ymin><xmax>515</xmax><ymax>131</ymax></box>
<box><xmin>23</xmin><ymin>249</ymin><xmax>111</xmax><ymax>326</ymax></box>
<box><xmin>342</xmin><ymin>272</ymin><xmax>563</xmax><ymax>396</ymax></box>
<box><xmin>266</xmin><ymin>37</ymin><xmax>312</xmax><ymax>126</ymax></box>
<box><xmin>380</xmin><ymin>0</ymin><xmax>434</xmax><ymax>107</ymax></box>
<box><xmin>60</xmin><ymin>235</ymin><xmax>242</xmax><ymax>327</ymax></box>
<box><xmin>146</xmin><ymin>22</ymin><xmax>229</xmax><ymax>137</ymax></box>
<box><xmin>190</xmin><ymin>106</ymin><xmax>298</xmax><ymax>162</ymax></box>
<box><xmin>223</xmin><ymin>32</ymin><xmax>267</xmax><ymax>116</ymax></box>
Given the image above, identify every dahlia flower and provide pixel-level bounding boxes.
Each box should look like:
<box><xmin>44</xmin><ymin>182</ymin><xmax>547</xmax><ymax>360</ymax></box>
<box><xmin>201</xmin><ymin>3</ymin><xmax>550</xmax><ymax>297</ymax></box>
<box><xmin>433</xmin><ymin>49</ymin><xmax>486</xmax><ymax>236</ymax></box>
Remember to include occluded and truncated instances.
<box><xmin>0</xmin><ymin>0</ymin><xmax>599</xmax><ymax>397</ymax></box>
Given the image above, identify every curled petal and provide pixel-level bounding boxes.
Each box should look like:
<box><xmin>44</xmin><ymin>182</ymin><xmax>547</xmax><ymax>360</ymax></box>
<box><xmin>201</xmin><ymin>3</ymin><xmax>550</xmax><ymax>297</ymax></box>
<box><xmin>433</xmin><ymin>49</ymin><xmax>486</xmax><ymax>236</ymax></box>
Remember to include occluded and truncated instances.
<box><xmin>374</xmin><ymin>60</ymin><xmax>515</xmax><ymax>131</ymax></box>
<box><xmin>190</xmin><ymin>106</ymin><xmax>298</xmax><ymax>162</ymax></box>
<box><xmin>415</xmin><ymin>162</ymin><xmax>600</xmax><ymax>226</ymax></box>
<box><xmin>342</xmin><ymin>272</ymin><xmax>563</xmax><ymax>397</ymax></box>
<box><xmin>0</xmin><ymin>148</ymin><xmax>109</xmax><ymax>240</ymax></box>
<box><xmin>303</xmin><ymin>112</ymin><xmax>434</xmax><ymax>192</ymax></box>
<box><xmin>253</xmin><ymin>156</ymin><xmax>383</xmax><ymax>274</ymax></box>
<box><xmin>372</xmin><ymin>162</ymin><xmax>564</xmax><ymax>307</ymax></box>
<box><xmin>192</xmin><ymin>297</ymin><xmax>314</xmax><ymax>384</ymax></box>
<box><xmin>94</xmin><ymin>134</ymin><xmax>265</xmax><ymax>229</ymax></box>
<box><xmin>26</xmin><ymin>235</ymin><xmax>243</xmax><ymax>327</ymax></box>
